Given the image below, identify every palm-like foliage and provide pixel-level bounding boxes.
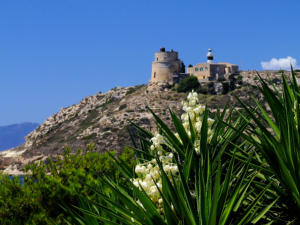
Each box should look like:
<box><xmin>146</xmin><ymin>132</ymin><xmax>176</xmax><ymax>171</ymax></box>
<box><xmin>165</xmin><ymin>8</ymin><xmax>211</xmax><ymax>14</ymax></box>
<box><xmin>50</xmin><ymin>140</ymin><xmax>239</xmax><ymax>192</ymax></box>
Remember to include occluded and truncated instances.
<box><xmin>67</xmin><ymin>102</ymin><xmax>275</xmax><ymax>224</ymax></box>
<box><xmin>234</xmin><ymin>68</ymin><xmax>300</xmax><ymax>223</ymax></box>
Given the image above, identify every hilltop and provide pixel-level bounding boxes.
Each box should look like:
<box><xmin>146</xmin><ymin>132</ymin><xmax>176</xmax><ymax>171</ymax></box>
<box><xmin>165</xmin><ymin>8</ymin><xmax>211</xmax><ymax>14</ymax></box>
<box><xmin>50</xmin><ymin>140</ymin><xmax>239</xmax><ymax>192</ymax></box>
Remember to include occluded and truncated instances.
<box><xmin>0</xmin><ymin>70</ymin><xmax>295</xmax><ymax>174</ymax></box>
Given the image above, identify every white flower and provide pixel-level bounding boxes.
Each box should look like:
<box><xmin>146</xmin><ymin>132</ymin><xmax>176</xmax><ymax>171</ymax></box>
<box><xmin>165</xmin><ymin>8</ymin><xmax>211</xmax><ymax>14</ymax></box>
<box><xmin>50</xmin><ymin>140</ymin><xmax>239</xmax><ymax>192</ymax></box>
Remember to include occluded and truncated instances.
<box><xmin>141</xmin><ymin>181</ymin><xmax>148</xmax><ymax>189</ymax></box>
<box><xmin>168</xmin><ymin>153</ymin><xmax>173</xmax><ymax>158</ymax></box>
<box><xmin>150</xmin><ymin>185</ymin><xmax>158</xmax><ymax>193</ymax></box>
<box><xmin>135</xmin><ymin>165</ymin><xmax>141</xmax><ymax>174</ymax></box>
<box><xmin>208</xmin><ymin>118</ymin><xmax>215</xmax><ymax>126</ymax></box>
<box><xmin>141</xmin><ymin>166</ymin><xmax>147</xmax><ymax>173</ymax></box>
<box><xmin>145</xmin><ymin>174</ymin><xmax>152</xmax><ymax>181</ymax></box>
<box><xmin>171</xmin><ymin>165</ymin><xmax>178</xmax><ymax>173</ymax></box>
<box><xmin>195</xmin><ymin>121</ymin><xmax>202</xmax><ymax>132</ymax></box>
<box><xmin>163</xmin><ymin>165</ymin><xmax>170</xmax><ymax>172</ymax></box>
<box><xmin>133</xmin><ymin>180</ymin><xmax>139</xmax><ymax>187</ymax></box>
<box><xmin>193</xmin><ymin>105</ymin><xmax>205</xmax><ymax>115</ymax></box>
<box><xmin>194</xmin><ymin>140</ymin><xmax>200</xmax><ymax>154</ymax></box>
<box><xmin>147</xmin><ymin>164</ymin><xmax>153</xmax><ymax>170</ymax></box>
<box><xmin>189</xmin><ymin>112</ymin><xmax>195</xmax><ymax>121</ymax></box>
<box><xmin>151</xmin><ymin>133</ymin><xmax>165</xmax><ymax>147</ymax></box>
<box><xmin>189</xmin><ymin>99</ymin><xmax>196</xmax><ymax>106</ymax></box>
<box><xmin>186</xmin><ymin>106</ymin><xmax>193</xmax><ymax>113</ymax></box>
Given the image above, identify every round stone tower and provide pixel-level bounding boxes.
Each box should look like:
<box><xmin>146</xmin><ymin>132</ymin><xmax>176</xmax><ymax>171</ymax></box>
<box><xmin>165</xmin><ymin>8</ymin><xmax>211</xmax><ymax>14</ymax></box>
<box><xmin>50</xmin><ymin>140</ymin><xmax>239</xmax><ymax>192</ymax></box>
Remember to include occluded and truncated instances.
<box><xmin>150</xmin><ymin>47</ymin><xmax>182</xmax><ymax>84</ymax></box>
<box><xmin>207</xmin><ymin>48</ymin><xmax>214</xmax><ymax>63</ymax></box>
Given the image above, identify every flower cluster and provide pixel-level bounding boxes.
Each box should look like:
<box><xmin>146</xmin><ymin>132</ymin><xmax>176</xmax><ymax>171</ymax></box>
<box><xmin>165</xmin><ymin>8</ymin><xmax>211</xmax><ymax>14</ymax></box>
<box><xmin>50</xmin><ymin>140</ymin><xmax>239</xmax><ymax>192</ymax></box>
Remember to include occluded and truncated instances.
<box><xmin>132</xmin><ymin>133</ymin><xmax>178</xmax><ymax>212</ymax></box>
<box><xmin>132</xmin><ymin>91</ymin><xmax>215</xmax><ymax>213</ymax></box>
<box><xmin>180</xmin><ymin>90</ymin><xmax>215</xmax><ymax>154</ymax></box>
<box><xmin>150</xmin><ymin>133</ymin><xmax>165</xmax><ymax>155</ymax></box>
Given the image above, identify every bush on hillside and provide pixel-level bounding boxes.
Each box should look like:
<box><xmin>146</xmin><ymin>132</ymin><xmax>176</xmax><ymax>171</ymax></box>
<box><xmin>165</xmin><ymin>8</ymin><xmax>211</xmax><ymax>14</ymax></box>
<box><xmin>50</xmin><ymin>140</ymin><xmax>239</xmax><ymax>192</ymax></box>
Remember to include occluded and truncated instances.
<box><xmin>222</xmin><ymin>81</ymin><xmax>230</xmax><ymax>94</ymax></box>
<box><xmin>176</xmin><ymin>75</ymin><xmax>200</xmax><ymax>92</ymax></box>
<box><xmin>0</xmin><ymin>144</ymin><xmax>135</xmax><ymax>225</ymax></box>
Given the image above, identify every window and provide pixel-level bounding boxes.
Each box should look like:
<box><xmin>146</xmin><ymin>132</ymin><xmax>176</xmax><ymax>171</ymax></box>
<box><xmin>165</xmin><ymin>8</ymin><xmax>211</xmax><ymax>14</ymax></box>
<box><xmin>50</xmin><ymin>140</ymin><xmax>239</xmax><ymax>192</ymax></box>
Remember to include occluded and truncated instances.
<box><xmin>205</xmin><ymin>67</ymin><xmax>208</xmax><ymax>71</ymax></box>
<box><xmin>156</xmin><ymin>57</ymin><xmax>158</xmax><ymax>61</ymax></box>
<box><xmin>200</xmin><ymin>67</ymin><xmax>203</xmax><ymax>71</ymax></box>
<box><xmin>154</xmin><ymin>72</ymin><xmax>156</xmax><ymax>78</ymax></box>
<box><xmin>195</xmin><ymin>67</ymin><xmax>199</xmax><ymax>71</ymax></box>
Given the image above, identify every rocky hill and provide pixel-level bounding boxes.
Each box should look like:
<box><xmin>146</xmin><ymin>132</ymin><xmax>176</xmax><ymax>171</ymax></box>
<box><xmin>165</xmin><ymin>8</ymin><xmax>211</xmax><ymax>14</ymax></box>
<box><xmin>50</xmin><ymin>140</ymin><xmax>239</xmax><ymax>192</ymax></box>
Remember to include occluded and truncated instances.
<box><xmin>0</xmin><ymin>70</ymin><xmax>295</xmax><ymax>175</ymax></box>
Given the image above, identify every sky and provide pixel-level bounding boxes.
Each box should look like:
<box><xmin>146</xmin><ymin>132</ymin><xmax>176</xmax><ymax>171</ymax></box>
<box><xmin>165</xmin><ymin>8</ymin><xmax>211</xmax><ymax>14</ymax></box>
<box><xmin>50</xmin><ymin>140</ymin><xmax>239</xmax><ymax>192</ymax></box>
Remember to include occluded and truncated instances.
<box><xmin>0</xmin><ymin>0</ymin><xmax>299</xmax><ymax>125</ymax></box>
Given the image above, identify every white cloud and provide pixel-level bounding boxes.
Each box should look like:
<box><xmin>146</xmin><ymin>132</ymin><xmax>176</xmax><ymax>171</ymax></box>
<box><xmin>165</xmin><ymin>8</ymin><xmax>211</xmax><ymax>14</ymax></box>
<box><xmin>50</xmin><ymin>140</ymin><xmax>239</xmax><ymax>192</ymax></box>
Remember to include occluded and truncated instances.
<box><xmin>261</xmin><ymin>56</ymin><xmax>298</xmax><ymax>70</ymax></box>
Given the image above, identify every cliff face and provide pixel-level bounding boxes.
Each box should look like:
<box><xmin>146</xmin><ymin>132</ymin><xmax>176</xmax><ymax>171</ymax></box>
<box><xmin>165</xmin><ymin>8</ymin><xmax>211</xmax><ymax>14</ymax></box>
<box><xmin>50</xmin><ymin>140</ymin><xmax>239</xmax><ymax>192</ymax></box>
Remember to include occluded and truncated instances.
<box><xmin>0</xmin><ymin>70</ymin><xmax>295</xmax><ymax>174</ymax></box>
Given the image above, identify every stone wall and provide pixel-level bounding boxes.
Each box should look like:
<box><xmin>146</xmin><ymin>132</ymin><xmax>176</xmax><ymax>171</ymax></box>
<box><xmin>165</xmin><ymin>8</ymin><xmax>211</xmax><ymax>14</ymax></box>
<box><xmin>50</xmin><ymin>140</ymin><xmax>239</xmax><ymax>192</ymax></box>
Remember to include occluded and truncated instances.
<box><xmin>187</xmin><ymin>63</ymin><xmax>210</xmax><ymax>80</ymax></box>
<box><xmin>187</xmin><ymin>63</ymin><xmax>239</xmax><ymax>81</ymax></box>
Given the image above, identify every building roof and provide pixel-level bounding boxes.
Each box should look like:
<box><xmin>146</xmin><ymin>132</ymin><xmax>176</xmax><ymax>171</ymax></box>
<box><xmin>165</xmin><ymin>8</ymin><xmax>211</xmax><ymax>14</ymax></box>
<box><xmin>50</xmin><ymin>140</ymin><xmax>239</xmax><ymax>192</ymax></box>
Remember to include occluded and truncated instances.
<box><xmin>192</xmin><ymin>62</ymin><xmax>238</xmax><ymax>67</ymax></box>
<box><xmin>216</xmin><ymin>62</ymin><xmax>238</xmax><ymax>66</ymax></box>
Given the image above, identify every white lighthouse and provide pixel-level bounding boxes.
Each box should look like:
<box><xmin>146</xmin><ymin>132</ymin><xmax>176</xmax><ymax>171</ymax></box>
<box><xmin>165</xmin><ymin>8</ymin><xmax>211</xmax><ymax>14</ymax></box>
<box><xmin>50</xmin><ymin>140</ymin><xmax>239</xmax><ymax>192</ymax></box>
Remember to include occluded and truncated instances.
<box><xmin>207</xmin><ymin>48</ymin><xmax>214</xmax><ymax>63</ymax></box>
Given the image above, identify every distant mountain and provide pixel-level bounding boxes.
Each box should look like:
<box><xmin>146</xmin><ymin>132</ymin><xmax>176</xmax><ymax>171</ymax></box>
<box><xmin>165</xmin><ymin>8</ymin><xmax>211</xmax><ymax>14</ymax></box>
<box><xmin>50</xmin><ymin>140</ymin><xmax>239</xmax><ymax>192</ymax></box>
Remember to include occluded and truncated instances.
<box><xmin>0</xmin><ymin>122</ymin><xmax>39</xmax><ymax>151</ymax></box>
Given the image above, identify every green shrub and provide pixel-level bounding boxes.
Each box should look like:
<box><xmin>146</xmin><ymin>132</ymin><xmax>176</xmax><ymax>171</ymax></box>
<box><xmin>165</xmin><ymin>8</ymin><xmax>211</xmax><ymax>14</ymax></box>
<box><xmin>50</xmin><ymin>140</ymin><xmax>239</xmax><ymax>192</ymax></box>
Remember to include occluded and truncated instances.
<box><xmin>217</xmin><ymin>77</ymin><xmax>225</xmax><ymax>82</ymax></box>
<box><xmin>0</xmin><ymin>145</ymin><xmax>135</xmax><ymax>224</ymax></box>
<box><xmin>176</xmin><ymin>75</ymin><xmax>200</xmax><ymax>92</ymax></box>
<box><xmin>81</xmin><ymin>133</ymin><xmax>97</xmax><ymax>140</ymax></box>
<box><xmin>235</xmin><ymin>69</ymin><xmax>300</xmax><ymax>223</ymax></box>
<box><xmin>119</xmin><ymin>103</ymin><xmax>127</xmax><ymax>110</ymax></box>
<box><xmin>0</xmin><ymin>175</ymin><xmax>50</xmax><ymax>225</ymax></box>
<box><xmin>237</xmin><ymin>75</ymin><xmax>243</xmax><ymax>84</ymax></box>
<box><xmin>271</xmin><ymin>77</ymin><xmax>281</xmax><ymax>84</ymax></box>
<box><xmin>222</xmin><ymin>82</ymin><xmax>230</xmax><ymax>94</ymax></box>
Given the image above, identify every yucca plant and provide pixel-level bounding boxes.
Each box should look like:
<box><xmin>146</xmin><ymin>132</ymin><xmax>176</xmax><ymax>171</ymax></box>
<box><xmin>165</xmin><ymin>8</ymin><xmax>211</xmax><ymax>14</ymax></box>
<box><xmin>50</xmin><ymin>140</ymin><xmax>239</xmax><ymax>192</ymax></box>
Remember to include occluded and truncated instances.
<box><xmin>67</xmin><ymin>92</ymin><xmax>276</xmax><ymax>224</ymax></box>
<box><xmin>233</xmin><ymin>67</ymin><xmax>300</xmax><ymax>223</ymax></box>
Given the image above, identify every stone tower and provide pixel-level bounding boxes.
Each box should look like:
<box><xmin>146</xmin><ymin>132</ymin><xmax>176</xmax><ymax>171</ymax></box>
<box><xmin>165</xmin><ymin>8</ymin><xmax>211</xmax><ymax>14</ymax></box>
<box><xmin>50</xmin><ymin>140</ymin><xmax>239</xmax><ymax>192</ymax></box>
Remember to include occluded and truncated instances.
<box><xmin>150</xmin><ymin>47</ymin><xmax>182</xmax><ymax>84</ymax></box>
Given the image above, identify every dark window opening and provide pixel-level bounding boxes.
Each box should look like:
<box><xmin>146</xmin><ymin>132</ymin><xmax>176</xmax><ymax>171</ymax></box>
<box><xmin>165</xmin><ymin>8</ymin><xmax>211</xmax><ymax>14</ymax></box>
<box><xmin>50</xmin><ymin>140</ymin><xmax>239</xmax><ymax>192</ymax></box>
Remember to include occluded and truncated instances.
<box><xmin>154</xmin><ymin>72</ymin><xmax>156</xmax><ymax>78</ymax></box>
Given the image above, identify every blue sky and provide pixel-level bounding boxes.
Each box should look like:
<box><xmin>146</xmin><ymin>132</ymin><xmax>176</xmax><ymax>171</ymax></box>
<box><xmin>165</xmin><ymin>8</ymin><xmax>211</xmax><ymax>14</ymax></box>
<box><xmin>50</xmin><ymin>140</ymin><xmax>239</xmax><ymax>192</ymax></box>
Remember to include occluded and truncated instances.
<box><xmin>0</xmin><ymin>0</ymin><xmax>299</xmax><ymax>125</ymax></box>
